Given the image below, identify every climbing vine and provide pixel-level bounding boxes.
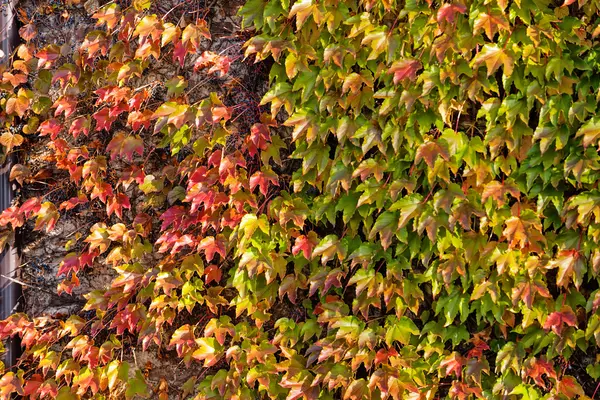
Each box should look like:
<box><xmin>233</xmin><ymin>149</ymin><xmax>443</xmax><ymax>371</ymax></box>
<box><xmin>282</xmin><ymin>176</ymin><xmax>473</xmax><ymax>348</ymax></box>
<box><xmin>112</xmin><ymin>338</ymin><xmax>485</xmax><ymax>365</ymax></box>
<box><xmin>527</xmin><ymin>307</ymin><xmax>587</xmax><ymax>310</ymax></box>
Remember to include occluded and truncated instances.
<box><xmin>1</xmin><ymin>0</ymin><xmax>600</xmax><ymax>398</ymax></box>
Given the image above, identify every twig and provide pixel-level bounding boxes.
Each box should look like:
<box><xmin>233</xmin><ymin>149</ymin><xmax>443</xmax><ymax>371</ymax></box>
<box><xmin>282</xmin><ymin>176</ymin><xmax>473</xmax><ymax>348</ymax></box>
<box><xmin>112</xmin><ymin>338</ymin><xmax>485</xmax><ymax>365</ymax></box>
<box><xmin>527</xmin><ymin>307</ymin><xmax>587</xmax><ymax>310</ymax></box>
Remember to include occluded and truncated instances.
<box><xmin>0</xmin><ymin>273</ymin><xmax>58</xmax><ymax>296</ymax></box>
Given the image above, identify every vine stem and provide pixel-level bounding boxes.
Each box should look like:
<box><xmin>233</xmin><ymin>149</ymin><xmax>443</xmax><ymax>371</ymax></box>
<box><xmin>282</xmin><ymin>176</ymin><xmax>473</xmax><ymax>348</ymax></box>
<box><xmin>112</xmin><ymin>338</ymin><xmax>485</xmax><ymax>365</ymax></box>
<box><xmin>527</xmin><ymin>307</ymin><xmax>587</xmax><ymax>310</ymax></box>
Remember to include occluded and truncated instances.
<box><xmin>593</xmin><ymin>381</ymin><xmax>600</xmax><ymax>399</ymax></box>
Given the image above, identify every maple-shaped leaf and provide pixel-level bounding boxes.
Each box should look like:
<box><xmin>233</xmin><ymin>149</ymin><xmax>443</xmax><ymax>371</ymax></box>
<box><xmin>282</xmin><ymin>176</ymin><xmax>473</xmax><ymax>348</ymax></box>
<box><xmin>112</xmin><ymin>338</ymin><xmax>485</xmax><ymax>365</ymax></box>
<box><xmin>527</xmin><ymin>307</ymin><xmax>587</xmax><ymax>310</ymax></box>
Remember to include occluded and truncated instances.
<box><xmin>0</xmin><ymin>206</ymin><xmax>24</xmax><ymax>229</ymax></box>
<box><xmin>84</xmin><ymin>223</ymin><xmax>111</xmax><ymax>254</ymax></box>
<box><xmin>6</xmin><ymin>89</ymin><xmax>32</xmax><ymax>117</ymax></box>
<box><xmin>388</xmin><ymin>59</ymin><xmax>421</xmax><ymax>84</ymax></box>
<box><xmin>80</xmin><ymin>30</ymin><xmax>109</xmax><ymax>58</ymax></box>
<box><xmin>543</xmin><ymin>306</ymin><xmax>577</xmax><ymax>336</ymax></box>
<box><xmin>292</xmin><ymin>231</ymin><xmax>319</xmax><ymax>259</ymax></box>
<box><xmin>161</xmin><ymin>22</ymin><xmax>181</xmax><ymax>46</ymax></box>
<box><xmin>133</xmin><ymin>15</ymin><xmax>163</xmax><ymax>41</ymax></box>
<box><xmin>556</xmin><ymin>376</ymin><xmax>584</xmax><ymax>398</ymax></box>
<box><xmin>59</xmin><ymin>193</ymin><xmax>88</xmax><ymax>211</ymax></box>
<box><xmin>9</xmin><ymin>164</ymin><xmax>32</xmax><ymax>185</ymax></box>
<box><xmin>312</xmin><ymin>234</ymin><xmax>347</xmax><ymax>265</ymax></box>
<box><xmin>0</xmin><ymin>132</ymin><xmax>24</xmax><ymax>152</ymax></box>
<box><xmin>249</xmin><ymin>168</ymin><xmax>279</xmax><ymax>195</ymax></box>
<box><xmin>192</xmin><ymin>338</ymin><xmax>222</xmax><ymax>368</ymax></box>
<box><xmin>19</xmin><ymin>23</ymin><xmax>37</xmax><ymax>41</ymax></box>
<box><xmin>36</xmin><ymin>44</ymin><xmax>61</xmax><ymax>69</ymax></box>
<box><xmin>440</xmin><ymin>352</ymin><xmax>464</xmax><ymax>377</ymax></box>
<box><xmin>437</xmin><ymin>3</ymin><xmax>467</xmax><ymax>24</ymax></box>
<box><xmin>194</xmin><ymin>51</ymin><xmax>231</xmax><ymax>76</ymax></box>
<box><xmin>38</xmin><ymin>118</ymin><xmax>63</xmax><ymax>139</ymax></box>
<box><xmin>288</xmin><ymin>0</ymin><xmax>317</xmax><ymax>30</ymax></box>
<box><xmin>93</xmin><ymin>108</ymin><xmax>116</xmax><ymax>131</ymax></box>
<box><xmin>511</xmin><ymin>278</ymin><xmax>551</xmax><ymax>309</ymax></box>
<box><xmin>182</xmin><ymin>20</ymin><xmax>210</xmax><ymax>50</ymax></box>
<box><xmin>473</xmin><ymin>11</ymin><xmax>510</xmax><ymax>40</ymax></box>
<box><xmin>92</xmin><ymin>3</ymin><xmax>121</xmax><ymax>31</ymax></box>
<box><xmin>20</xmin><ymin>197</ymin><xmax>42</xmax><ymax>217</ymax></box>
<box><xmin>127</xmin><ymin>110</ymin><xmax>153</xmax><ymax>131</ymax></box>
<box><xmin>549</xmin><ymin>249</ymin><xmax>586</xmax><ymax>289</ymax></box>
<box><xmin>471</xmin><ymin>44</ymin><xmax>514</xmax><ymax>77</ymax></box>
<box><xmin>106</xmin><ymin>194</ymin><xmax>131</xmax><ymax>219</ymax></box>
<box><xmin>69</xmin><ymin>116</ymin><xmax>91</xmax><ymax>138</ymax></box>
<box><xmin>197</xmin><ymin>236</ymin><xmax>226</xmax><ymax>262</ymax></box>
<box><xmin>368</xmin><ymin>211</ymin><xmax>398</xmax><ymax>250</ymax></box>
<box><xmin>204</xmin><ymin>264</ymin><xmax>222</xmax><ymax>285</ymax></box>
<box><xmin>576</xmin><ymin>117</ymin><xmax>600</xmax><ymax>148</ymax></box>
<box><xmin>524</xmin><ymin>357</ymin><xmax>557</xmax><ymax>388</ymax></box>
<box><xmin>52</xmin><ymin>96</ymin><xmax>77</xmax><ymax>118</ymax></box>
<box><xmin>415</xmin><ymin>140</ymin><xmax>450</xmax><ymax>168</ymax></box>
<box><xmin>106</xmin><ymin>132</ymin><xmax>144</xmax><ymax>161</ymax></box>
<box><xmin>481</xmin><ymin>180</ymin><xmax>520</xmax><ymax>206</ymax></box>
<box><xmin>502</xmin><ymin>208</ymin><xmax>545</xmax><ymax>252</ymax></box>
<box><xmin>33</xmin><ymin>202</ymin><xmax>59</xmax><ymax>233</ymax></box>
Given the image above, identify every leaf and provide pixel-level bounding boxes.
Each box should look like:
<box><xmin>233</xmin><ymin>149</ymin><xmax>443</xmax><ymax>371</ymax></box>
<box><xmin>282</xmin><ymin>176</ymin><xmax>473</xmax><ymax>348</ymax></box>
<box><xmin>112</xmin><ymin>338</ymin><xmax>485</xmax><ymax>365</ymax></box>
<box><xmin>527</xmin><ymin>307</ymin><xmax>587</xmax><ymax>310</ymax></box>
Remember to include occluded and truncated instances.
<box><xmin>0</xmin><ymin>132</ymin><xmax>24</xmax><ymax>152</ymax></box>
<box><xmin>368</xmin><ymin>211</ymin><xmax>398</xmax><ymax>250</ymax></box>
<box><xmin>106</xmin><ymin>132</ymin><xmax>144</xmax><ymax>161</ymax></box>
<box><xmin>292</xmin><ymin>231</ymin><xmax>319</xmax><ymax>259</ymax></box>
<box><xmin>192</xmin><ymin>338</ymin><xmax>223</xmax><ymax>367</ymax></box>
<box><xmin>437</xmin><ymin>3</ymin><xmax>467</xmax><ymax>24</ymax></box>
<box><xmin>543</xmin><ymin>306</ymin><xmax>577</xmax><ymax>336</ymax></box>
<box><xmin>288</xmin><ymin>0</ymin><xmax>315</xmax><ymax>30</ymax></box>
<box><xmin>550</xmin><ymin>249</ymin><xmax>586</xmax><ymax>289</ymax></box>
<box><xmin>415</xmin><ymin>140</ymin><xmax>450</xmax><ymax>168</ymax></box>
<box><xmin>388</xmin><ymin>59</ymin><xmax>421</xmax><ymax>84</ymax></box>
<box><xmin>576</xmin><ymin>117</ymin><xmax>600</xmax><ymax>148</ymax></box>
<box><xmin>471</xmin><ymin>44</ymin><xmax>514</xmax><ymax>77</ymax></box>
<box><xmin>385</xmin><ymin>316</ymin><xmax>419</xmax><ymax>346</ymax></box>
<box><xmin>473</xmin><ymin>12</ymin><xmax>510</xmax><ymax>40</ymax></box>
<box><xmin>481</xmin><ymin>180</ymin><xmax>520</xmax><ymax>206</ymax></box>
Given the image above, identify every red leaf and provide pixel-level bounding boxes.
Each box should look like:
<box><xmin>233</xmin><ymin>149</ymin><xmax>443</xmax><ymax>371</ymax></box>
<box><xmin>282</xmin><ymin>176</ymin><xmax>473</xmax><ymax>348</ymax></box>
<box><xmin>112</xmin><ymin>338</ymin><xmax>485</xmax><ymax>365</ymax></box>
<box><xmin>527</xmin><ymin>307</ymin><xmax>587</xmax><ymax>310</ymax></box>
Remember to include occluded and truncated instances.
<box><xmin>197</xmin><ymin>236</ymin><xmax>226</xmax><ymax>262</ymax></box>
<box><xmin>38</xmin><ymin>118</ymin><xmax>63</xmax><ymax>139</ymax></box>
<box><xmin>194</xmin><ymin>51</ymin><xmax>231</xmax><ymax>76</ymax></box>
<box><xmin>249</xmin><ymin>169</ymin><xmax>279</xmax><ymax>196</ymax></box>
<box><xmin>69</xmin><ymin>116</ymin><xmax>91</xmax><ymax>138</ymax></box>
<box><xmin>106</xmin><ymin>194</ymin><xmax>131</xmax><ymax>219</ymax></box>
<box><xmin>388</xmin><ymin>59</ymin><xmax>421</xmax><ymax>84</ymax></box>
<box><xmin>20</xmin><ymin>197</ymin><xmax>42</xmax><ymax>217</ymax></box>
<box><xmin>93</xmin><ymin>108</ymin><xmax>116</xmax><ymax>131</ymax></box>
<box><xmin>59</xmin><ymin>193</ymin><xmax>88</xmax><ymax>211</ymax></box>
<box><xmin>437</xmin><ymin>3</ymin><xmax>467</xmax><ymax>24</ymax></box>
<box><xmin>292</xmin><ymin>232</ymin><xmax>319</xmax><ymax>260</ymax></box>
<box><xmin>204</xmin><ymin>264</ymin><xmax>222</xmax><ymax>284</ymax></box>
<box><xmin>543</xmin><ymin>306</ymin><xmax>577</xmax><ymax>335</ymax></box>
<box><xmin>52</xmin><ymin>97</ymin><xmax>78</xmax><ymax>118</ymax></box>
<box><xmin>106</xmin><ymin>132</ymin><xmax>144</xmax><ymax>161</ymax></box>
<box><xmin>36</xmin><ymin>44</ymin><xmax>61</xmax><ymax>69</ymax></box>
<box><xmin>173</xmin><ymin>40</ymin><xmax>188</xmax><ymax>67</ymax></box>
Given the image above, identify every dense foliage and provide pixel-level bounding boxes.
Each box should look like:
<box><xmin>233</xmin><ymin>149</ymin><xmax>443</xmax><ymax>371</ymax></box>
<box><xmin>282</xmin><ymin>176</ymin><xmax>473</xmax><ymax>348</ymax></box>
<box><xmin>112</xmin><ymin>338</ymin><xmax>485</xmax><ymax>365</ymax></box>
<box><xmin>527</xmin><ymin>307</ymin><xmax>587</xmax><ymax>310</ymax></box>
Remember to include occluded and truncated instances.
<box><xmin>1</xmin><ymin>0</ymin><xmax>600</xmax><ymax>398</ymax></box>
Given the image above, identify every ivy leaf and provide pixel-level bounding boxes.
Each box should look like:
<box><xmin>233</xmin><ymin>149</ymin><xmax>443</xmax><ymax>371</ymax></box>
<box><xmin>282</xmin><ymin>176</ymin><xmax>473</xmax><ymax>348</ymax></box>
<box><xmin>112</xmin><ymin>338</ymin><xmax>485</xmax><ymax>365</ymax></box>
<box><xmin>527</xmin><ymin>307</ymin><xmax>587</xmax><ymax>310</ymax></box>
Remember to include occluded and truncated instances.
<box><xmin>388</xmin><ymin>59</ymin><xmax>421</xmax><ymax>84</ymax></box>
<box><xmin>550</xmin><ymin>249</ymin><xmax>586</xmax><ymax>289</ymax></box>
<box><xmin>543</xmin><ymin>306</ymin><xmax>578</xmax><ymax>336</ymax></box>
<box><xmin>473</xmin><ymin>12</ymin><xmax>510</xmax><ymax>40</ymax></box>
<box><xmin>368</xmin><ymin>212</ymin><xmax>398</xmax><ymax>250</ymax></box>
<box><xmin>384</xmin><ymin>316</ymin><xmax>419</xmax><ymax>346</ymax></box>
<box><xmin>106</xmin><ymin>132</ymin><xmax>144</xmax><ymax>161</ymax></box>
<box><xmin>0</xmin><ymin>132</ymin><xmax>24</xmax><ymax>152</ymax></box>
<box><xmin>471</xmin><ymin>44</ymin><xmax>514</xmax><ymax>77</ymax></box>
<box><xmin>288</xmin><ymin>0</ymin><xmax>315</xmax><ymax>30</ymax></box>
<box><xmin>192</xmin><ymin>338</ymin><xmax>223</xmax><ymax>367</ymax></box>
<box><xmin>165</xmin><ymin>76</ymin><xmax>188</xmax><ymax>97</ymax></box>
<box><xmin>437</xmin><ymin>3</ymin><xmax>467</xmax><ymax>24</ymax></box>
<box><xmin>576</xmin><ymin>117</ymin><xmax>600</xmax><ymax>148</ymax></box>
<box><xmin>415</xmin><ymin>140</ymin><xmax>450</xmax><ymax>168</ymax></box>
